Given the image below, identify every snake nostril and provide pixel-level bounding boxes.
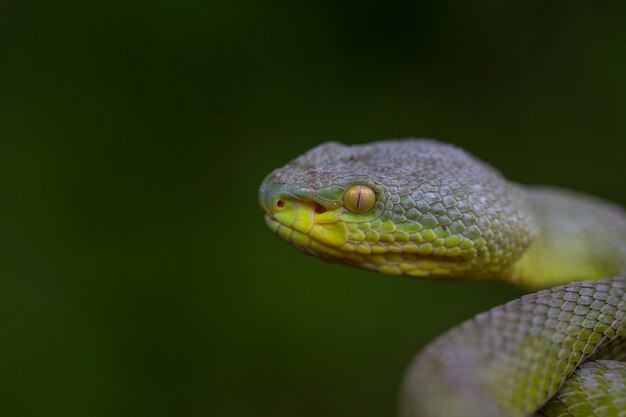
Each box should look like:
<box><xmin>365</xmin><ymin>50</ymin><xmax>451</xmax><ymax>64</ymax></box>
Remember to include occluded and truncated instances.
<box><xmin>276</xmin><ymin>200</ymin><xmax>285</xmax><ymax>209</ymax></box>
<box><xmin>314</xmin><ymin>203</ymin><xmax>328</xmax><ymax>214</ymax></box>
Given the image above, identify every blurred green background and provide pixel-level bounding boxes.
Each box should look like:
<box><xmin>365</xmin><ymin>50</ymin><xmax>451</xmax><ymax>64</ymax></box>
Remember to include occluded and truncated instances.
<box><xmin>1</xmin><ymin>1</ymin><xmax>625</xmax><ymax>416</ymax></box>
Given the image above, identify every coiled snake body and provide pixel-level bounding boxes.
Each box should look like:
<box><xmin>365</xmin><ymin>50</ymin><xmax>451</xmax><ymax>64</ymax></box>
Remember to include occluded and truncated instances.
<box><xmin>258</xmin><ymin>140</ymin><xmax>626</xmax><ymax>417</ymax></box>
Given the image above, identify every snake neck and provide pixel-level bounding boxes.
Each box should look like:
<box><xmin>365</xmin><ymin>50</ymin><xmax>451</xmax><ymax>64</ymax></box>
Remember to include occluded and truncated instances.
<box><xmin>503</xmin><ymin>186</ymin><xmax>626</xmax><ymax>289</ymax></box>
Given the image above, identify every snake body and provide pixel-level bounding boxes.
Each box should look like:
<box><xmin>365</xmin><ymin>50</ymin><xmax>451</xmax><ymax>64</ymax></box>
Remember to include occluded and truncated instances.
<box><xmin>258</xmin><ymin>139</ymin><xmax>626</xmax><ymax>417</ymax></box>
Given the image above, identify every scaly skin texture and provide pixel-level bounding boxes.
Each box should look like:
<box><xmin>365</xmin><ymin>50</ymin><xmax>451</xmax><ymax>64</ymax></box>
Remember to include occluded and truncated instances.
<box><xmin>258</xmin><ymin>139</ymin><xmax>626</xmax><ymax>417</ymax></box>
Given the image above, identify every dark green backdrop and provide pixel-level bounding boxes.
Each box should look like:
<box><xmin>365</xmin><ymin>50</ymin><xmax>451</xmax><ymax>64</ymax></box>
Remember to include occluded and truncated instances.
<box><xmin>1</xmin><ymin>1</ymin><xmax>625</xmax><ymax>416</ymax></box>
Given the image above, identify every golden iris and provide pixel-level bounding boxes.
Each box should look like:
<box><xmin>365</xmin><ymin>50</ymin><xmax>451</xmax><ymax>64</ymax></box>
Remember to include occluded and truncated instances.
<box><xmin>343</xmin><ymin>185</ymin><xmax>376</xmax><ymax>214</ymax></box>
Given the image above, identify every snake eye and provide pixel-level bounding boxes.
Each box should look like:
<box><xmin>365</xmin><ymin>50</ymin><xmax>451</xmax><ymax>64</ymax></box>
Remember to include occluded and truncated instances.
<box><xmin>343</xmin><ymin>185</ymin><xmax>376</xmax><ymax>214</ymax></box>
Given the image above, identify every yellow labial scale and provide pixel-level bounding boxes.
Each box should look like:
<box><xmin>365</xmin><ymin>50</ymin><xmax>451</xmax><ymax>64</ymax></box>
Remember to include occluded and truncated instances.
<box><xmin>291</xmin><ymin>231</ymin><xmax>310</xmax><ymax>247</ymax></box>
<box><xmin>371</xmin><ymin>244</ymin><xmax>387</xmax><ymax>254</ymax></box>
<box><xmin>277</xmin><ymin>225</ymin><xmax>291</xmax><ymax>241</ymax></box>
<box><xmin>399</xmin><ymin>263</ymin><xmax>415</xmax><ymax>272</ymax></box>
<box><xmin>407</xmin><ymin>269</ymin><xmax>429</xmax><ymax>277</ymax></box>
<box><xmin>432</xmin><ymin>268</ymin><xmax>451</xmax><ymax>274</ymax></box>
<box><xmin>418</xmin><ymin>261</ymin><xmax>439</xmax><ymax>270</ymax></box>
<box><xmin>388</xmin><ymin>245</ymin><xmax>403</xmax><ymax>253</ymax></box>
<box><xmin>365</xmin><ymin>230</ymin><xmax>379</xmax><ymax>242</ymax></box>
<box><xmin>310</xmin><ymin>240</ymin><xmax>328</xmax><ymax>254</ymax></box>
<box><xmin>421</xmin><ymin>229</ymin><xmax>437</xmax><ymax>242</ymax></box>
<box><xmin>369</xmin><ymin>255</ymin><xmax>386</xmax><ymax>265</ymax></box>
<box><xmin>378</xmin><ymin>265</ymin><xmax>401</xmax><ymax>275</ymax></box>
<box><xmin>403</xmin><ymin>243</ymin><xmax>418</xmax><ymax>253</ymax></box>
<box><xmin>293</xmin><ymin>203</ymin><xmax>315</xmax><ymax>231</ymax></box>
<box><xmin>371</xmin><ymin>219</ymin><xmax>382</xmax><ymax>229</ymax></box>
<box><xmin>449</xmin><ymin>263</ymin><xmax>470</xmax><ymax>272</ymax></box>
<box><xmin>349</xmin><ymin>230</ymin><xmax>365</xmax><ymax>242</ymax></box>
<box><xmin>380</xmin><ymin>233</ymin><xmax>394</xmax><ymax>243</ymax></box>
<box><xmin>433</xmin><ymin>238</ymin><xmax>445</xmax><ymax>247</ymax></box>
<box><xmin>274</xmin><ymin>209</ymin><xmax>296</xmax><ymax>226</ymax></box>
<box><xmin>293</xmin><ymin>219</ymin><xmax>313</xmax><ymax>234</ymax></box>
<box><xmin>381</xmin><ymin>220</ymin><xmax>396</xmax><ymax>233</ymax></box>
<box><xmin>265</xmin><ymin>217</ymin><xmax>280</xmax><ymax>233</ymax></box>
<box><xmin>356</xmin><ymin>243</ymin><xmax>372</xmax><ymax>255</ymax></box>
<box><xmin>346</xmin><ymin>222</ymin><xmax>358</xmax><ymax>232</ymax></box>
<box><xmin>314</xmin><ymin>209</ymin><xmax>340</xmax><ymax>224</ymax></box>
<box><xmin>339</xmin><ymin>243</ymin><xmax>356</xmax><ymax>252</ymax></box>
<box><xmin>394</xmin><ymin>231</ymin><xmax>410</xmax><ymax>242</ymax></box>
<box><xmin>309</xmin><ymin>222</ymin><xmax>348</xmax><ymax>247</ymax></box>
<box><xmin>327</xmin><ymin>248</ymin><xmax>345</xmax><ymax>258</ymax></box>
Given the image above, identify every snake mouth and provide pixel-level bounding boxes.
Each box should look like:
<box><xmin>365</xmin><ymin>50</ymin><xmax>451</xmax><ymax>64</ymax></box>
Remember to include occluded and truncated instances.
<box><xmin>260</xmin><ymin>186</ymin><xmax>478</xmax><ymax>278</ymax></box>
<box><xmin>263</xmin><ymin>213</ymin><xmax>477</xmax><ymax>278</ymax></box>
<box><xmin>264</xmin><ymin>213</ymin><xmax>347</xmax><ymax>261</ymax></box>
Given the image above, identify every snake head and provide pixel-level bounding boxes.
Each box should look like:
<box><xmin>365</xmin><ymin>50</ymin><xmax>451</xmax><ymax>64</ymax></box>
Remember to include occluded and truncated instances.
<box><xmin>259</xmin><ymin>139</ymin><xmax>536</xmax><ymax>279</ymax></box>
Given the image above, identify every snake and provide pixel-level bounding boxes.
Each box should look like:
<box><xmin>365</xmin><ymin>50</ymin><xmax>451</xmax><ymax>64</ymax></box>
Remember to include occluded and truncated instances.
<box><xmin>258</xmin><ymin>139</ymin><xmax>626</xmax><ymax>417</ymax></box>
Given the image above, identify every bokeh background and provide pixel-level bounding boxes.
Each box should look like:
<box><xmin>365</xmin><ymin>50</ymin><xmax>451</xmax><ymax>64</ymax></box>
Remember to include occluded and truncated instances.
<box><xmin>1</xmin><ymin>1</ymin><xmax>625</xmax><ymax>417</ymax></box>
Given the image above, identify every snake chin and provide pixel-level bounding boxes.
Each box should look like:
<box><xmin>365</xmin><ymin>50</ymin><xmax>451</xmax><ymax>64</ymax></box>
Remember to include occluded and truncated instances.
<box><xmin>264</xmin><ymin>214</ymin><xmax>477</xmax><ymax>279</ymax></box>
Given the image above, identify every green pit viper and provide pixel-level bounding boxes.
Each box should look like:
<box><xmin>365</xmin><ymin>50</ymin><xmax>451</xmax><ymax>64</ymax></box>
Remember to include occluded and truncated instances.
<box><xmin>258</xmin><ymin>139</ymin><xmax>626</xmax><ymax>417</ymax></box>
